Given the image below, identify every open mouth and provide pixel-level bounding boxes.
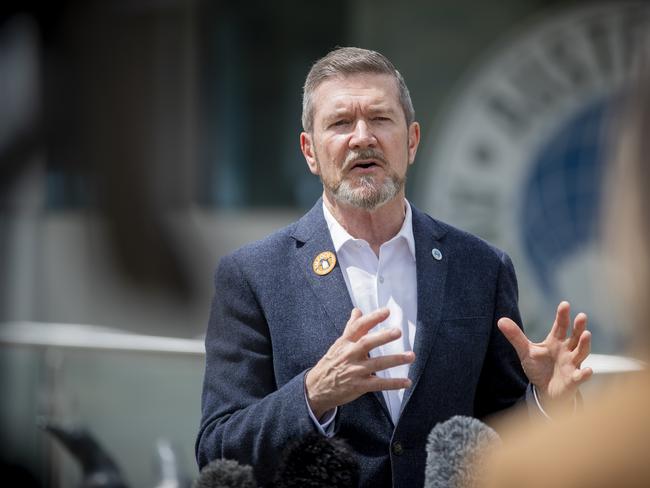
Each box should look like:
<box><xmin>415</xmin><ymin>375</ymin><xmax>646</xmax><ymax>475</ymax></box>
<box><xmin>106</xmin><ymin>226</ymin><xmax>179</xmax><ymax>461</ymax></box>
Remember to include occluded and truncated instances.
<box><xmin>352</xmin><ymin>160</ymin><xmax>380</xmax><ymax>170</ymax></box>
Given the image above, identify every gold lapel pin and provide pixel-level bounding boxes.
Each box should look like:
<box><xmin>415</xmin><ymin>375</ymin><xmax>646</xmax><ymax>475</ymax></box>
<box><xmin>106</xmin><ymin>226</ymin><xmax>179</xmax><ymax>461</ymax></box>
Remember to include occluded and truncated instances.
<box><xmin>313</xmin><ymin>251</ymin><xmax>337</xmax><ymax>276</ymax></box>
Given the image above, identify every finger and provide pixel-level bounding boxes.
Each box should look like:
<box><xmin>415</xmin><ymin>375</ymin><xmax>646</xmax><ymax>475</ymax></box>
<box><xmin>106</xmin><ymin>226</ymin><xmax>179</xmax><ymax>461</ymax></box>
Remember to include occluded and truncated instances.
<box><xmin>364</xmin><ymin>351</ymin><xmax>415</xmax><ymax>374</ymax></box>
<box><xmin>571</xmin><ymin>330</ymin><xmax>592</xmax><ymax>365</ymax></box>
<box><xmin>497</xmin><ymin>318</ymin><xmax>530</xmax><ymax>361</ymax></box>
<box><xmin>551</xmin><ymin>301</ymin><xmax>571</xmax><ymax>340</ymax></box>
<box><xmin>348</xmin><ymin>307</ymin><xmax>363</xmax><ymax>324</ymax></box>
<box><xmin>571</xmin><ymin>366</ymin><xmax>593</xmax><ymax>386</ymax></box>
<box><xmin>365</xmin><ymin>375</ymin><xmax>412</xmax><ymax>392</ymax></box>
<box><xmin>343</xmin><ymin>307</ymin><xmax>390</xmax><ymax>342</ymax></box>
<box><xmin>356</xmin><ymin>327</ymin><xmax>402</xmax><ymax>354</ymax></box>
<box><xmin>567</xmin><ymin>312</ymin><xmax>588</xmax><ymax>350</ymax></box>
<box><xmin>339</xmin><ymin>308</ymin><xmax>363</xmax><ymax>341</ymax></box>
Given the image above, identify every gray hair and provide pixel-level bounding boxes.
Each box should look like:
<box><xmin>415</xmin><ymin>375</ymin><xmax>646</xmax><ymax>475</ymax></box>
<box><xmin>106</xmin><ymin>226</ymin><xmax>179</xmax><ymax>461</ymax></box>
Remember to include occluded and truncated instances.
<box><xmin>301</xmin><ymin>47</ymin><xmax>415</xmax><ymax>132</ymax></box>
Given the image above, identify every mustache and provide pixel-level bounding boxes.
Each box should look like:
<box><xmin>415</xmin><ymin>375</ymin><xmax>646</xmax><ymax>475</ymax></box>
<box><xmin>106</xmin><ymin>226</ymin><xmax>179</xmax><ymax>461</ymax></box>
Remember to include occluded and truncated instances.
<box><xmin>343</xmin><ymin>149</ymin><xmax>388</xmax><ymax>171</ymax></box>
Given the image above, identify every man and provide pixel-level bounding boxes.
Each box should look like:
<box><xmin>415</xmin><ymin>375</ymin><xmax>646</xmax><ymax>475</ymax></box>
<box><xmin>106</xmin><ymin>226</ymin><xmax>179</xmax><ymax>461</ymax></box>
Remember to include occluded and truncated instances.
<box><xmin>196</xmin><ymin>47</ymin><xmax>593</xmax><ymax>487</ymax></box>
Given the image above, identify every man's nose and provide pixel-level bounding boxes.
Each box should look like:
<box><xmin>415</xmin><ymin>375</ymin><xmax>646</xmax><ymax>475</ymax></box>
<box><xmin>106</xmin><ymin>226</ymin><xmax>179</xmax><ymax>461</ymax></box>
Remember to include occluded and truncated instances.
<box><xmin>349</xmin><ymin>120</ymin><xmax>377</xmax><ymax>149</ymax></box>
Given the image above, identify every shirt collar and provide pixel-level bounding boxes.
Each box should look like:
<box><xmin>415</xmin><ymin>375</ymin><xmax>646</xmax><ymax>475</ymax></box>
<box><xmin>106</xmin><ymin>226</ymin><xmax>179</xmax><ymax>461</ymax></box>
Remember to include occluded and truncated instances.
<box><xmin>322</xmin><ymin>199</ymin><xmax>416</xmax><ymax>259</ymax></box>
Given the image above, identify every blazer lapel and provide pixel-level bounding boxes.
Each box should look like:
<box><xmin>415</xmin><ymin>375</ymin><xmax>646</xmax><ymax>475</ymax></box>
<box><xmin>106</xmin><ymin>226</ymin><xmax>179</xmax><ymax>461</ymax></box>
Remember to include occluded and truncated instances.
<box><xmin>291</xmin><ymin>200</ymin><xmax>392</xmax><ymax>421</ymax></box>
<box><xmin>291</xmin><ymin>200</ymin><xmax>354</xmax><ymax>337</ymax></box>
<box><xmin>401</xmin><ymin>206</ymin><xmax>449</xmax><ymax>410</ymax></box>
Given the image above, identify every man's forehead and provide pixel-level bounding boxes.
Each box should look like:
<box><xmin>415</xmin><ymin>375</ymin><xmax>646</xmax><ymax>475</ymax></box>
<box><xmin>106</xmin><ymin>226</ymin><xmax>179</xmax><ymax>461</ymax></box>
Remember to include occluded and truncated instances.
<box><xmin>315</xmin><ymin>72</ymin><xmax>398</xmax><ymax>94</ymax></box>
<box><xmin>313</xmin><ymin>73</ymin><xmax>400</xmax><ymax>110</ymax></box>
<box><xmin>328</xmin><ymin>98</ymin><xmax>396</xmax><ymax>113</ymax></box>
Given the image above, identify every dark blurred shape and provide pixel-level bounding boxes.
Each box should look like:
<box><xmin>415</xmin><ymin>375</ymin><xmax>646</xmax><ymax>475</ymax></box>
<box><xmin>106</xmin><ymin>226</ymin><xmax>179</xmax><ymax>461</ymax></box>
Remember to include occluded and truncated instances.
<box><xmin>39</xmin><ymin>419</ymin><xmax>129</xmax><ymax>488</ymax></box>
<box><xmin>0</xmin><ymin>460</ymin><xmax>42</xmax><ymax>488</ymax></box>
<box><xmin>0</xmin><ymin>3</ymin><xmax>44</xmax><ymax>200</ymax></box>
<box><xmin>424</xmin><ymin>416</ymin><xmax>501</xmax><ymax>488</ymax></box>
<box><xmin>154</xmin><ymin>438</ymin><xmax>192</xmax><ymax>488</ymax></box>
<box><xmin>271</xmin><ymin>433</ymin><xmax>359</xmax><ymax>488</ymax></box>
<box><xmin>193</xmin><ymin>458</ymin><xmax>256</xmax><ymax>488</ymax></box>
<box><xmin>0</xmin><ymin>0</ymin><xmax>197</xmax><ymax>300</ymax></box>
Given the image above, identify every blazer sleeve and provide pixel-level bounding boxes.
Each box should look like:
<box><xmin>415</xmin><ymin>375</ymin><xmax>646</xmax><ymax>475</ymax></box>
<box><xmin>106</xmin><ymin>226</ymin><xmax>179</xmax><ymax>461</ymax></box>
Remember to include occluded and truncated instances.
<box><xmin>195</xmin><ymin>253</ymin><xmax>317</xmax><ymax>481</ymax></box>
<box><xmin>473</xmin><ymin>251</ymin><xmax>529</xmax><ymax>418</ymax></box>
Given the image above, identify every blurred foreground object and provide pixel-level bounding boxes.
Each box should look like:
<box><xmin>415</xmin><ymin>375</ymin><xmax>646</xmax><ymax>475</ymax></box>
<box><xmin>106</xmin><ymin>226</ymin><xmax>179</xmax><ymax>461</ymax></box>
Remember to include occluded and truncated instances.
<box><xmin>424</xmin><ymin>416</ymin><xmax>500</xmax><ymax>488</ymax></box>
<box><xmin>193</xmin><ymin>459</ymin><xmax>256</xmax><ymax>488</ymax></box>
<box><xmin>483</xmin><ymin>372</ymin><xmax>650</xmax><ymax>487</ymax></box>
<box><xmin>270</xmin><ymin>433</ymin><xmax>359</xmax><ymax>488</ymax></box>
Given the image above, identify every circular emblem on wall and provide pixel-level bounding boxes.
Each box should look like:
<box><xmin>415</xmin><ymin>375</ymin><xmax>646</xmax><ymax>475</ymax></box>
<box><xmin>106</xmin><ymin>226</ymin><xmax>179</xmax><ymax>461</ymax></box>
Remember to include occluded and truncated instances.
<box><xmin>419</xmin><ymin>2</ymin><xmax>650</xmax><ymax>350</ymax></box>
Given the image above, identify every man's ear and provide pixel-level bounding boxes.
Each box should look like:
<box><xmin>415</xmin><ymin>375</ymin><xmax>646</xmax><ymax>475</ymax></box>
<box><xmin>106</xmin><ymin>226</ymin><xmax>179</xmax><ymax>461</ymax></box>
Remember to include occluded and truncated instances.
<box><xmin>407</xmin><ymin>122</ymin><xmax>421</xmax><ymax>165</ymax></box>
<box><xmin>300</xmin><ymin>132</ymin><xmax>320</xmax><ymax>175</ymax></box>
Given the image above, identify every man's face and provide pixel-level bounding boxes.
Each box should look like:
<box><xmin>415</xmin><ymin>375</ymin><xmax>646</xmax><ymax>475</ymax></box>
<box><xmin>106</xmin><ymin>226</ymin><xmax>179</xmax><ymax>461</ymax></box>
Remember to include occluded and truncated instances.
<box><xmin>300</xmin><ymin>73</ymin><xmax>420</xmax><ymax>211</ymax></box>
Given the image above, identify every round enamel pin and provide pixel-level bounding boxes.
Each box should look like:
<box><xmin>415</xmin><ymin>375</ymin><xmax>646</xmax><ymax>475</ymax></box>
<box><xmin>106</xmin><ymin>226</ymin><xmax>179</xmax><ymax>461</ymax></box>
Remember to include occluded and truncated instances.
<box><xmin>313</xmin><ymin>251</ymin><xmax>337</xmax><ymax>276</ymax></box>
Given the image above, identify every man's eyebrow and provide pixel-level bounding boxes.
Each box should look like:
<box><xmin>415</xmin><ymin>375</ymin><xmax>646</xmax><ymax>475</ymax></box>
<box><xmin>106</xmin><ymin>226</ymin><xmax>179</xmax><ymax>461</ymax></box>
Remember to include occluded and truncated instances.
<box><xmin>367</xmin><ymin>106</ymin><xmax>397</xmax><ymax>115</ymax></box>
<box><xmin>322</xmin><ymin>108</ymin><xmax>353</xmax><ymax>122</ymax></box>
<box><xmin>324</xmin><ymin>105</ymin><xmax>396</xmax><ymax>119</ymax></box>
<box><xmin>331</xmin><ymin>108</ymin><xmax>351</xmax><ymax>115</ymax></box>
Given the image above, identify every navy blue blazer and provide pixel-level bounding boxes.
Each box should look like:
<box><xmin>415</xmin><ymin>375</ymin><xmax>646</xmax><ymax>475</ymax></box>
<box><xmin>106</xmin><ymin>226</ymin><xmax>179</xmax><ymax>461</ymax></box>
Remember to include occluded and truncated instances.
<box><xmin>196</xmin><ymin>200</ymin><xmax>528</xmax><ymax>487</ymax></box>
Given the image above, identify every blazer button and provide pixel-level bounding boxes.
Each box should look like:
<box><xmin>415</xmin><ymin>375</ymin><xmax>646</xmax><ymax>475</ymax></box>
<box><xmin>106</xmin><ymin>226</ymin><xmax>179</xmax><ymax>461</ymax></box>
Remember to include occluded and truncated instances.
<box><xmin>392</xmin><ymin>441</ymin><xmax>404</xmax><ymax>456</ymax></box>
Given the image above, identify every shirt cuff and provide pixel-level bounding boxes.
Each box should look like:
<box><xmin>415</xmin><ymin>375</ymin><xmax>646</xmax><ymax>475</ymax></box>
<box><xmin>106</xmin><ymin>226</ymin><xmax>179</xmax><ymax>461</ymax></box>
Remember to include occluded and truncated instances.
<box><xmin>303</xmin><ymin>372</ymin><xmax>337</xmax><ymax>437</ymax></box>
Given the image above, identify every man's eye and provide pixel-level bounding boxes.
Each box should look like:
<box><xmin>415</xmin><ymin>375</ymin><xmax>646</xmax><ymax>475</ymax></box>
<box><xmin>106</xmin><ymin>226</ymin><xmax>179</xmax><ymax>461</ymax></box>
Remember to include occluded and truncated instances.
<box><xmin>332</xmin><ymin>120</ymin><xmax>350</xmax><ymax>127</ymax></box>
<box><xmin>373</xmin><ymin>116</ymin><xmax>390</xmax><ymax>122</ymax></box>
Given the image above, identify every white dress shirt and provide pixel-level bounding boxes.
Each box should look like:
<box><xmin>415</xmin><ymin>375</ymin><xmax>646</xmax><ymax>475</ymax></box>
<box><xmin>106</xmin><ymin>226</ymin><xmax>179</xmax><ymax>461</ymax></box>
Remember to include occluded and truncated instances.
<box><xmin>323</xmin><ymin>200</ymin><xmax>417</xmax><ymax>425</ymax></box>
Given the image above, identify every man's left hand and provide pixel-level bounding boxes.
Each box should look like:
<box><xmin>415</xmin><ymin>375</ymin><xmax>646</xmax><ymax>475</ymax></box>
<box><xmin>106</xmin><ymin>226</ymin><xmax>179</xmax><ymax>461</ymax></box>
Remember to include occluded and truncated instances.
<box><xmin>498</xmin><ymin>301</ymin><xmax>593</xmax><ymax>409</ymax></box>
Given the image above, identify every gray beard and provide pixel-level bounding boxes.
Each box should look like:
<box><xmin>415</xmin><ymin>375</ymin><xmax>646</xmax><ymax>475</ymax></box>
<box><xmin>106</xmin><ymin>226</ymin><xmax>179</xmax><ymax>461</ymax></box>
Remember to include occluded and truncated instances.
<box><xmin>329</xmin><ymin>173</ymin><xmax>404</xmax><ymax>211</ymax></box>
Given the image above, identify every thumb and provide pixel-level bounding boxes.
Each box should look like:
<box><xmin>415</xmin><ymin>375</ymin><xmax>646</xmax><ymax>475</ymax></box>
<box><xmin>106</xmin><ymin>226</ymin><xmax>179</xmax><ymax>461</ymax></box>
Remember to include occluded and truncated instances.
<box><xmin>497</xmin><ymin>317</ymin><xmax>529</xmax><ymax>361</ymax></box>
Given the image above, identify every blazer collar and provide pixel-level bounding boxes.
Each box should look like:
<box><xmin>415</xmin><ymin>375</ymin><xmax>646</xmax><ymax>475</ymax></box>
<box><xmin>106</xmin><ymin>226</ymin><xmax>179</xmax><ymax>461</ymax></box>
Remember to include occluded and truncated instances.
<box><xmin>291</xmin><ymin>198</ymin><xmax>326</xmax><ymax>244</ymax></box>
<box><xmin>291</xmin><ymin>198</ymin><xmax>355</xmax><ymax>338</ymax></box>
<box><xmin>400</xmin><ymin>204</ymin><xmax>449</xmax><ymax>413</ymax></box>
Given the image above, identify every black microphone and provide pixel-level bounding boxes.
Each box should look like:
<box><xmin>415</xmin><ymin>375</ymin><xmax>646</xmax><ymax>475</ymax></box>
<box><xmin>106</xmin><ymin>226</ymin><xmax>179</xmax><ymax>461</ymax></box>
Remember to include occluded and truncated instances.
<box><xmin>193</xmin><ymin>459</ymin><xmax>256</xmax><ymax>488</ymax></box>
<box><xmin>271</xmin><ymin>433</ymin><xmax>359</xmax><ymax>488</ymax></box>
<box><xmin>424</xmin><ymin>415</ymin><xmax>501</xmax><ymax>488</ymax></box>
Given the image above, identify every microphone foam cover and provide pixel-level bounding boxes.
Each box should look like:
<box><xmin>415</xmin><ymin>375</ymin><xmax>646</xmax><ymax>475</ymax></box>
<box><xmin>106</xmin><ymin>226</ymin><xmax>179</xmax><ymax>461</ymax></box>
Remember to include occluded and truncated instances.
<box><xmin>193</xmin><ymin>459</ymin><xmax>256</xmax><ymax>488</ymax></box>
<box><xmin>425</xmin><ymin>415</ymin><xmax>501</xmax><ymax>488</ymax></box>
<box><xmin>272</xmin><ymin>433</ymin><xmax>359</xmax><ymax>488</ymax></box>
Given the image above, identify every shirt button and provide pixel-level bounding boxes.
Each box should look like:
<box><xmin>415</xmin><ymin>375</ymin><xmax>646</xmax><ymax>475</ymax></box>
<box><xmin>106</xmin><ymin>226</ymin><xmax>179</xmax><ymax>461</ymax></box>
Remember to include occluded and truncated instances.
<box><xmin>378</xmin><ymin>275</ymin><xmax>384</xmax><ymax>284</ymax></box>
<box><xmin>392</xmin><ymin>441</ymin><xmax>404</xmax><ymax>456</ymax></box>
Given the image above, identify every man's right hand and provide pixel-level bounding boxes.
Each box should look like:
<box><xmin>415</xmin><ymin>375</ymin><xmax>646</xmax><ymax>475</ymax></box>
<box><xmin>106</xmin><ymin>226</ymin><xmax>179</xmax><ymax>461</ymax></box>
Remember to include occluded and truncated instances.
<box><xmin>305</xmin><ymin>307</ymin><xmax>415</xmax><ymax>419</ymax></box>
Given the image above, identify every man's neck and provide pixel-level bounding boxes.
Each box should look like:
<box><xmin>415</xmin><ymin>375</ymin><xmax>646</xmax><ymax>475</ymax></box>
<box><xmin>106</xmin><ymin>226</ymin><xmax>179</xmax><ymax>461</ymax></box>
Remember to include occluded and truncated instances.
<box><xmin>323</xmin><ymin>192</ymin><xmax>406</xmax><ymax>256</ymax></box>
